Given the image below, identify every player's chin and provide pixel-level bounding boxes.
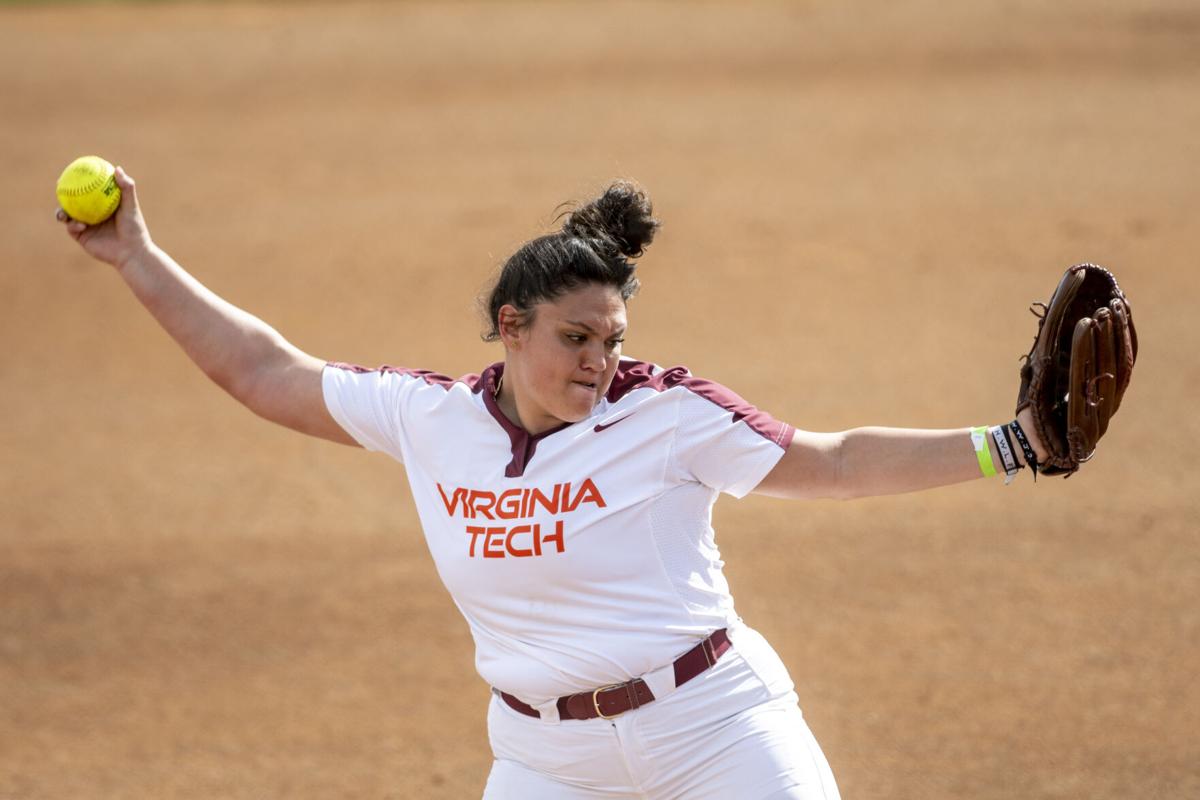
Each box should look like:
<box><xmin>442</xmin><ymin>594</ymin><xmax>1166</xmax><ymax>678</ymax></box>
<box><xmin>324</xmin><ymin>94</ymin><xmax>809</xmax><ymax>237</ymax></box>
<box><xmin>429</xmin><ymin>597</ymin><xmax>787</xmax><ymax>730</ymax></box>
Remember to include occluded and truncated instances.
<box><xmin>566</xmin><ymin>380</ymin><xmax>602</xmax><ymax>415</ymax></box>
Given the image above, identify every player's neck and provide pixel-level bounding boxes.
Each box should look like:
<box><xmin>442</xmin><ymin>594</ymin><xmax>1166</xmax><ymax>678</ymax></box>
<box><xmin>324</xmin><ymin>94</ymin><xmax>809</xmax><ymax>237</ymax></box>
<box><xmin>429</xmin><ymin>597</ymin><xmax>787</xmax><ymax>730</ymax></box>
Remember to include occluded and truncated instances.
<box><xmin>496</xmin><ymin>367</ymin><xmax>562</xmax><ymax>436</ymax></box>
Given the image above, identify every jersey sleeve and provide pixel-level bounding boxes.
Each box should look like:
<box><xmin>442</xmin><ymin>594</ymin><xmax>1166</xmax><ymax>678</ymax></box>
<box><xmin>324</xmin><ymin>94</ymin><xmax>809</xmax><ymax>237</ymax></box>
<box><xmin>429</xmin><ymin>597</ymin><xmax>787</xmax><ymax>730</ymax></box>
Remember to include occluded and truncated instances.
<box><xmin>321</xmin><ymin>363</ymin><xmax>419</xmax><ymax>462</ymax></box>
<box><xmin>669</xmin><ymin>378</ymin><xmax>793</xmax><ymax>498</ymax></box>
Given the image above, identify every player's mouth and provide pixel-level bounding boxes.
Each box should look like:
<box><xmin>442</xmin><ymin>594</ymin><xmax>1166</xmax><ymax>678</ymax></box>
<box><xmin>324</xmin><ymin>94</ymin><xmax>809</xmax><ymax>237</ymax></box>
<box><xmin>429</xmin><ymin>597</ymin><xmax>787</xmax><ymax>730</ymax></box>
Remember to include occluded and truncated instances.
<box><xmin>571</xmin><ymin>379</ymin><xmax>601</xmax><ymax>399</ymax></box>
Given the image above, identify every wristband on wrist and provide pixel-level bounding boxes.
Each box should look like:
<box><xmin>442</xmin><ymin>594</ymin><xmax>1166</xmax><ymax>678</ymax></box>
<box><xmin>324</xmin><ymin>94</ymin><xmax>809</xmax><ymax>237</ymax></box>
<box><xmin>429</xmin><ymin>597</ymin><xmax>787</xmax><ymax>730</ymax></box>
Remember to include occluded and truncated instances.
<box><xmin>1008</xmin><ymin>419</ymin><xmax>1040</xmax><ymax>481</ymax></box>
<box><xmin>989</xmin><ymin>424</ymin><xmax>1022</xmax><ymax>484</ymax></box>
<box><xmin>970</xmin><ymin>426</ymin><xmax>997</xmax><ymax>478</ymax></box>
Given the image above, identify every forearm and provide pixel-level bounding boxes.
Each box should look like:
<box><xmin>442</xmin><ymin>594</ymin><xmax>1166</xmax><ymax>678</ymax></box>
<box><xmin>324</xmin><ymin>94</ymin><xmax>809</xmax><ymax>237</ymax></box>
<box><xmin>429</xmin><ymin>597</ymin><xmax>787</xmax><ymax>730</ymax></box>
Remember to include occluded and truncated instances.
<box><xmin>831</xmin><ymin>425</ymin><xmax>1017</xmax><ymax>499</ymax></box>
<box><xmin>757</xmin><ymin>421</ymin><xmax>1038</xmax><ymax>501</ymax></box>
<box><xmin>117</xmin><ymin>243</ymin><xmax>292</xmax><ymax>401</ymax></box>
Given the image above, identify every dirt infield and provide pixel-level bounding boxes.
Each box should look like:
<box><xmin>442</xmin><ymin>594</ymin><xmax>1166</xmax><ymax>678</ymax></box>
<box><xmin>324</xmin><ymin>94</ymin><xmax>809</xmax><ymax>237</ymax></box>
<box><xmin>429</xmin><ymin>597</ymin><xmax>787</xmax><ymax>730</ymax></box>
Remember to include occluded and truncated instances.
<box><xmin>2</xmin><ymin>1</ymin><xmax>1198</xmax><ymax>798</ymax></box>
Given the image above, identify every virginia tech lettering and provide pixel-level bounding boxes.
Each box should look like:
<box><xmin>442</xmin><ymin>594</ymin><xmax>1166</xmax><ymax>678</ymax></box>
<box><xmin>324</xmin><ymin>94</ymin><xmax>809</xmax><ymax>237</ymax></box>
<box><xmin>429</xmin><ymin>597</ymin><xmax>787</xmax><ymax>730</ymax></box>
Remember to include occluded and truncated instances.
<box><xmin>437</xmin><ymin>480</ymin><xmax>606</xmax><ymax>559</ymax></box>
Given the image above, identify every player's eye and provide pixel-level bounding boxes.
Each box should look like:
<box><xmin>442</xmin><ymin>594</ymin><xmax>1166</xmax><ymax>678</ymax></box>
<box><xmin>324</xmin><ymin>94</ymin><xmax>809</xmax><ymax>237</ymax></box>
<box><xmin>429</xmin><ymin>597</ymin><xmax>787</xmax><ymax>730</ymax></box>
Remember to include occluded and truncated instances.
<box><xmin>565</xmin><ymin>333</ymin><xmax>587</xmax><ymax>344</ymax></box>
<box><xmin>607</xmin><ymin>338</ymin><xmax>625</xmax><ymax>349</ymax></box>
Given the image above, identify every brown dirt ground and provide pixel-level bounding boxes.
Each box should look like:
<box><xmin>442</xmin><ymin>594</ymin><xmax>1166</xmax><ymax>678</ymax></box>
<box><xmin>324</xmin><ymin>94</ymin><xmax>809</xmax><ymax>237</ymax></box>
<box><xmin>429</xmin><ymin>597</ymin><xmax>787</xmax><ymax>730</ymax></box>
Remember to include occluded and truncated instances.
<box><xmin>2</xmin><ymin>1</ymin><xmax>1198</xmax><ymax>798</ymax></box>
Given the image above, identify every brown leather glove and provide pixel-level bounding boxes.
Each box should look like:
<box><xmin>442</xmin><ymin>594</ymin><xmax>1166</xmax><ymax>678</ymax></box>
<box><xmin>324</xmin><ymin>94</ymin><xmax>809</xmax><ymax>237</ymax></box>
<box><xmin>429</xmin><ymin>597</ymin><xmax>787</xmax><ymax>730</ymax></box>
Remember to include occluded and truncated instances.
<box><xmin>1014</xmin><ymin>263</ymin><xmax>1137</xmax><ymax>477</ymax></box>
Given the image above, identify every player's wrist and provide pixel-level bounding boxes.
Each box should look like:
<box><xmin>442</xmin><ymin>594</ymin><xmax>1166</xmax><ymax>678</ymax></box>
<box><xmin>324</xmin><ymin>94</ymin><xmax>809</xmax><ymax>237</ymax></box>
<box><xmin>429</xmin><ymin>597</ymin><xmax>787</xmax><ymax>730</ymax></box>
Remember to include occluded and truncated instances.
<box><xmin>113</xmin><ymin>239</ymin><xmax>158</xmax><ymax>274</ymax></box>
<box><xmin>971</xmin><ymin>424</ymin><xmax>1027</xmax><ymax>484</ymax></box>
<box><xmin>114</xmin><ymin>236</ymin><xmax>157</xmax><ymax>267</ymax></box>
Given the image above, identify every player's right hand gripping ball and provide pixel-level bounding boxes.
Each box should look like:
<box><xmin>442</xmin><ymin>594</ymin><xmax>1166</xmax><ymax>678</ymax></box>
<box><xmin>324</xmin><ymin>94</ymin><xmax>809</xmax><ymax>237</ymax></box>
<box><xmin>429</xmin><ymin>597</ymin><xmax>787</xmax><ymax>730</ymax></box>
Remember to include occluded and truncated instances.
<box><xmin>56</xmin><ymin>155</ymin><xmax>121</xmax><ymax>225</ymax></box>
<box><xmin>1016</xmin><ymin>263</ymin><xmax>1138</xmax><ymax>476</ymax></box>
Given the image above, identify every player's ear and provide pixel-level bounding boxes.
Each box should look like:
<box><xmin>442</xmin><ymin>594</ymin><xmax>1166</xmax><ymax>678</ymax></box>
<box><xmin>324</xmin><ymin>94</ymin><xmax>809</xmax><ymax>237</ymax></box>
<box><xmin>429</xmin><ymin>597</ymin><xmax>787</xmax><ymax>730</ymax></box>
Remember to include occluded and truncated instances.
<box><xmin>497</xmin><ymin>304</ymin><xmax>526</xmax><ymax>350</ymax></box>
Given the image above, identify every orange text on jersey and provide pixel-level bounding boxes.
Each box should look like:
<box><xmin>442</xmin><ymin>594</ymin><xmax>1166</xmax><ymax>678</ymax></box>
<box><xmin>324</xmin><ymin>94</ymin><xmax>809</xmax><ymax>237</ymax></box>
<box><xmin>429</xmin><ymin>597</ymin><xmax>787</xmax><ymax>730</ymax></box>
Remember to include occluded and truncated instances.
<box><xmin>436</xmin><ymin>479</ymin><xmax>606</xmax><ymax>519</ymax></box>
<box><xmin>465</xmin><ymin>521</ymin><xmax>565</xmax><ymax>559</ymax></box>
<box><xmin>437</xmin><ymin>479</ymin><xmax>607</xmax><ymax>559</ymax></box>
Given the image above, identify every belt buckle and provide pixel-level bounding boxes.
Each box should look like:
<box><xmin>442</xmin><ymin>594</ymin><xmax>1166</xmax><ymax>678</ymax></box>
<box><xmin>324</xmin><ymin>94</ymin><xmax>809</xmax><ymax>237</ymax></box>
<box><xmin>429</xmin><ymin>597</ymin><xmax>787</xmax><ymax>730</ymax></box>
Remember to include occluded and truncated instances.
<box><xmin>592</xmin><ymin>683</ymin><xmax>625</xmax><ymax>720</ymax></box>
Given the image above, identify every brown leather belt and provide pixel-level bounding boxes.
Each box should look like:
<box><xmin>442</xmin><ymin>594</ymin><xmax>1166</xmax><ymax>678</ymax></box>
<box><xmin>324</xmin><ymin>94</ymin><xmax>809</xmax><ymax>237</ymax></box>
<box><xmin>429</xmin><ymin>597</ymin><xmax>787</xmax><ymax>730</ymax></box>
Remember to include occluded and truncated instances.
<box><xmin>499</xmin><ymin>628</ymin><xmax>731</xmax><ymax>721</ymax></box>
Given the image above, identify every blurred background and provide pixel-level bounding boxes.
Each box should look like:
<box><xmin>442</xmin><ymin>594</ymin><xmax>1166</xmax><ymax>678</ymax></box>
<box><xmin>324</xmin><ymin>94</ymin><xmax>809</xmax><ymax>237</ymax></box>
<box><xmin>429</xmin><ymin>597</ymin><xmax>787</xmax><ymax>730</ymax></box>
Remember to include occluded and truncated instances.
<box><xmin>2</xmin><ymin>1</ymin><xmax>1197</xmax><ymax>797</ymax></box>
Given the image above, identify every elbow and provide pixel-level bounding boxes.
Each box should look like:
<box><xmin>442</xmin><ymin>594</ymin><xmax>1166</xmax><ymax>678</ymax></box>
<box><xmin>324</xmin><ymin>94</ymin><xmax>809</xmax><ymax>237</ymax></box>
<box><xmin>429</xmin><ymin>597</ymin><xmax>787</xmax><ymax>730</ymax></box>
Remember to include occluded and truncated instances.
<box><xmin>829</xmin><ymin>485</ymin><xmax>867</xmax><ymax>502</ymax></box>
<box><xmin>760</xmin><ymin>430</ymin><xmax>864</xmax><ymax>501</ymax></box>
<box><xmin>220</xmin><ymin>354</ymin><xmax>279</xmax><ymax>417</ymax></box>
<box><xmin>220</xmin><ymin>332</ymin><xmax>292</xmax><ymax>413</ymax></box>
<box><xmin>224</xmin><ymin>367</ymin><xmax>262</xmax><ymax>411</ymax></box>
<box><xmin>824</xmin><ymin>483</ymin><xmax>861</xmax><ymax>502</ymax></box>
<box><xmin>825</xmin><ymin>431</ymin><xmax>863</xmax><ymax>501</ymax></box>
<box><xmin>783</xmin><ymin>431</ymin><xmax>860</xmax><ymax>501</ymax></box>
<box><xmin>191</xmin><ymin>358</ymin><xmax>245</xmax><ymax>406</ymax></box>
<box><xmin>230</xmin><ymin>357</ymin><xmax>287</xmax><ymax>420</ymax></box>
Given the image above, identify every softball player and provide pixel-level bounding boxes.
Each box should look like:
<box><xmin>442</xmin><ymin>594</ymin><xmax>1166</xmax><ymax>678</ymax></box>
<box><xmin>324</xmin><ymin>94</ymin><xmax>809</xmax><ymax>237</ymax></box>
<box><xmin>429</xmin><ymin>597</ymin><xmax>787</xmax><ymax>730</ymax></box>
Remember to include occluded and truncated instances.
<box><xmin>58</xmin><ymin>170</ymin><xmax>1047</xmax><ymax>799</ymax></box>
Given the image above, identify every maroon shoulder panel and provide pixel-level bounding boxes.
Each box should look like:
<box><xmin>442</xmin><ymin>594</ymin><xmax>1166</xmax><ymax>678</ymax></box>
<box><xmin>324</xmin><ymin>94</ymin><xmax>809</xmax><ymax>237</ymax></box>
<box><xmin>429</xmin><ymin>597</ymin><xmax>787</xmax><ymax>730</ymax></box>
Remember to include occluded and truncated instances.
<box><xmin>606</xmin><ymin>359</ymin><xmax>792</xmax><ymax>449</ymax></box>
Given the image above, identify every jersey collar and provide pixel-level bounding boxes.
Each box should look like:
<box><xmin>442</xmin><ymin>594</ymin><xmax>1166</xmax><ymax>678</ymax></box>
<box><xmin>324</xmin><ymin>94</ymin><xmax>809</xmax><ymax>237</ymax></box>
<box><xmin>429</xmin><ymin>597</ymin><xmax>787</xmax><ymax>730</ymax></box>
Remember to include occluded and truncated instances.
<box><xmin>478</xmin><ymin>362</ymin><xmax>575</xmax><ymax>478</ymax></box>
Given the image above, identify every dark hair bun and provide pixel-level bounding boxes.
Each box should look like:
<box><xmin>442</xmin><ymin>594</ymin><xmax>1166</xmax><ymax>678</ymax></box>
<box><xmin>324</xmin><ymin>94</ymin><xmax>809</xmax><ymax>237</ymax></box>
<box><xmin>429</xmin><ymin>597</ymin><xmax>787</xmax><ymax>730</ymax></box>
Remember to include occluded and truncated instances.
<box><xmin>562</xmin><ymin>180</ymin><xmax>659</xmax><ymax>259</ymax></box>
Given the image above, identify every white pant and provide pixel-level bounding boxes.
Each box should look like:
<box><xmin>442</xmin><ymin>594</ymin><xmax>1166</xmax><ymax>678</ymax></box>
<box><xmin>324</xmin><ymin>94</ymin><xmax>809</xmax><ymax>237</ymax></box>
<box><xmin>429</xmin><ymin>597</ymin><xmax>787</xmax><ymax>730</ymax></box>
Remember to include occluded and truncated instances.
<box><xmin>482</xmin><ymin>625</ymin><xmax>840</xmax><ymax>799</ymax></box>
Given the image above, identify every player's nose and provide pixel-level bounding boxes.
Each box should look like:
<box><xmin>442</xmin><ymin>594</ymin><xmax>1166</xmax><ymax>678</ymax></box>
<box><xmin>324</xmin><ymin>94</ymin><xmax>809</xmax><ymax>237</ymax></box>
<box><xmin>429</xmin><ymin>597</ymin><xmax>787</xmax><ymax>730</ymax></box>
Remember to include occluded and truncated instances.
<box><xmin>579</xmin><ymin>341</ymin><xmax>605</xmax><ymax>372</ymax></box>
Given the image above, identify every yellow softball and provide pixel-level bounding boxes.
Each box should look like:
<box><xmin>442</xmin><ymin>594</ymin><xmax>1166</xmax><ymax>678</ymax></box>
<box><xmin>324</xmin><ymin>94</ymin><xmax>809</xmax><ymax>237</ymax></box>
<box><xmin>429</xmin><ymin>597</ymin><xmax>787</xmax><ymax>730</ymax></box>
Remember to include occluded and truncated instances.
<box><xmin>56</xmin><ymin>156</ymin><xmax>121</xmax><ymax>225</ymax></box>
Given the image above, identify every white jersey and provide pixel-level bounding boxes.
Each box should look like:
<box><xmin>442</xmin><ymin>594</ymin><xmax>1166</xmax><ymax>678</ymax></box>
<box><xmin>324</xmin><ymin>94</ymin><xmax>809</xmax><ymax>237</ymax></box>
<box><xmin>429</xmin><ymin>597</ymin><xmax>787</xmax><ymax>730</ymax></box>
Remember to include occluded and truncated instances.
<box><xmin>322</xmin><ymin>357</ymin><xmax>792</xmax><ymax>704</ymax></box>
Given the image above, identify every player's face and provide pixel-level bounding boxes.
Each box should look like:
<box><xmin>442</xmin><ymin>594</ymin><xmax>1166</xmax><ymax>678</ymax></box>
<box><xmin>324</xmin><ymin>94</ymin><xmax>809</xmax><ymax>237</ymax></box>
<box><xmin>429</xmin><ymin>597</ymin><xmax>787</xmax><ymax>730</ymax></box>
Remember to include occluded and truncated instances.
<box><xmin>502</xmin><ymin>283</ymin><xmax>627</xmax><ymax>434</ymax></box>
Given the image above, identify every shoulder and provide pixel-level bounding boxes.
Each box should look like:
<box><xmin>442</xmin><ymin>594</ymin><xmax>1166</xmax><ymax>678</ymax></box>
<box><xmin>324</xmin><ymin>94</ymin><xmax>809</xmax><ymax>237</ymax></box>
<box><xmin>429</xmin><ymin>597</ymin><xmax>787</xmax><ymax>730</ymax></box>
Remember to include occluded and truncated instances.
<box><xmin>324</xmin><ymin>361</ymin><xmax>495</xmax><ymax>395</ymax></box>
<box><xmin>604</xmin><ymin>358</ymin><xmax>692</xmax><ymax>401</ymax></box>
<box><xmin>321</xmin><ymin>362</ymin><xmax>499</xmax><ymax>425</ymax></box>
<box><xmin>606</xmin><ymin>357</ymin><xmax>755</xmax><ymax>410</ymax></box>
<box><xmin>607</xmin><ymin>357</ymin><xmax>791</xmax><ymax>449</ymax></box>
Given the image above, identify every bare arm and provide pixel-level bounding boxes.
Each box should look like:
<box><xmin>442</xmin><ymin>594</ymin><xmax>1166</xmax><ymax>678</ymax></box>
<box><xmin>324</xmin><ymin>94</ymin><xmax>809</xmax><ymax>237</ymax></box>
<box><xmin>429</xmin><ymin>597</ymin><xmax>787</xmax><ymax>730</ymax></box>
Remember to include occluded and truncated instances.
<box><xmin>57</xmin><ymin>167</ymin><xmax>357</xmax><ymax>447</ymax></box>
<box><xmin>754</xmin><ymin>408</ymin><xmax>1048</xmax><ymax>501</ymax></box>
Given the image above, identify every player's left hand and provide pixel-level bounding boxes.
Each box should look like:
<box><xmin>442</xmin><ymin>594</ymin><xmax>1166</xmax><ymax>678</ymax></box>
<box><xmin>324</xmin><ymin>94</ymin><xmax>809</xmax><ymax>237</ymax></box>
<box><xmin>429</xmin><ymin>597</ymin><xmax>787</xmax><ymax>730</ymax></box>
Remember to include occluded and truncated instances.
<box><xmin>1014</xmin><ymin>263</ymin><xmax>1137</xmax><ymax>477</ymax></box>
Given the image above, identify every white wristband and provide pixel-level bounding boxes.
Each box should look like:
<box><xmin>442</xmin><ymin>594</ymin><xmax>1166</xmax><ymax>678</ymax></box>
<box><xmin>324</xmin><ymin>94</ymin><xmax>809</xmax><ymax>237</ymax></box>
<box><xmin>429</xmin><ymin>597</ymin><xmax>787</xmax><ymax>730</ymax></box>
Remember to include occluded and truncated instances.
<box><xmin>989</xmin><ymin>425</ymin><xmax>1022</xmax><ymax>484</ymax></box>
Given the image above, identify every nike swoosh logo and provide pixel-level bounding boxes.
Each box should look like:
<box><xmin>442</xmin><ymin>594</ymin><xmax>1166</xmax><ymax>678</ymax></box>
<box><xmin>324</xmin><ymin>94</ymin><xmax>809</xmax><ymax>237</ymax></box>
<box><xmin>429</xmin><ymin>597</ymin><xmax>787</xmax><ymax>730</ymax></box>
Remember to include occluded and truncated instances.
<box><xmin>594</xmin><ymin>414</ymin><xmax>635</xmax><ymax>433</ymax></box>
